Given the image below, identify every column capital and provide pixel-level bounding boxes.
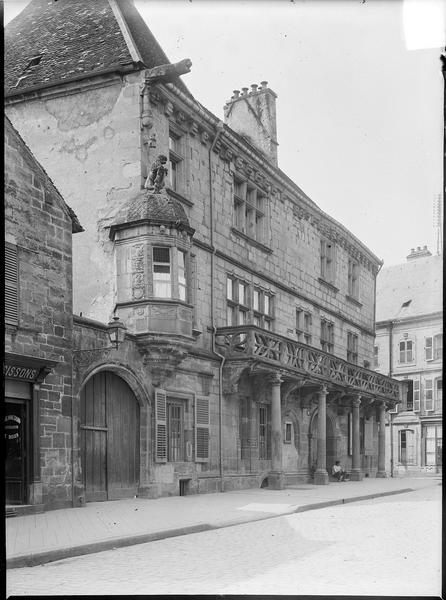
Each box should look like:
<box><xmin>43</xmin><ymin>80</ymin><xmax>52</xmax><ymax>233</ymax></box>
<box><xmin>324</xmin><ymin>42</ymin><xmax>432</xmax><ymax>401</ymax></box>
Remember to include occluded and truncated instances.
<box><xmin>351</xmin><ymin>395</ymin><xmax>361</xmax><ymax>408</ymax></box>
<box><xmin>318</xmin><ymin>384</ymin><xmax>328</xmax><ymax>396</ymax></box>
<box><xmin>268</xmin><ymin>372</ymin><xmax>283</xmax><ymax>385</ymax></box>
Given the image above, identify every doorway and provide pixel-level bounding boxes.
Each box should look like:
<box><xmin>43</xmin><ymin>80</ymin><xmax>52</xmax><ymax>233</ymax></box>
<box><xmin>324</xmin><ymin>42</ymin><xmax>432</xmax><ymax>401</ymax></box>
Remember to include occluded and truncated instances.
<box><xmin>80</xmin><ymin>371</ymin><xmax>140</xmax><ymax>502</ymax></box>
<box><xmin>5</xmin><ymin>400</ymin><xmax>28</xmax><ymax>505</ymax></box>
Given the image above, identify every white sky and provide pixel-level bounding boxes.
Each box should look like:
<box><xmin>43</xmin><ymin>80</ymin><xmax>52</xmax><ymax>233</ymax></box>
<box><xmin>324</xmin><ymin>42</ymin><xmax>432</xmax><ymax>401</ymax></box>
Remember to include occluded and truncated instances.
<box><xmin>4</xmin><ymin>0</ymin><xmax>445</xmax><ymax>266</ymax></box>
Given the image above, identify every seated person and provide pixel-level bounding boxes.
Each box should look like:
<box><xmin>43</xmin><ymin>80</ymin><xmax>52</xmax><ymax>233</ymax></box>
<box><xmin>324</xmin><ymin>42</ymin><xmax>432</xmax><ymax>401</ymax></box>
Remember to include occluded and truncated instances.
<box><xmin>332</xmin><ymin>460</ymin><xmax>347</xmax><ymax>481</ymax></box>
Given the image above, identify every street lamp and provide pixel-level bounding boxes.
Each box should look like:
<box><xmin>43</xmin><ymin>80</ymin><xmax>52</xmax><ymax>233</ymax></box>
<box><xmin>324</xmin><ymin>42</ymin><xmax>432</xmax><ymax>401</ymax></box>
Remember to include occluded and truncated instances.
<box><xmin>107</xmin><ymin>316</ymin><xmax>127</xmax><ymax>348</ymax></box>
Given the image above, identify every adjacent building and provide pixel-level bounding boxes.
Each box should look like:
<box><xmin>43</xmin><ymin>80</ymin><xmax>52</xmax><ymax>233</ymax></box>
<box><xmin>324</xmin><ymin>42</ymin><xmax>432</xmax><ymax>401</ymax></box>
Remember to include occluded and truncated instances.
<box><xmin>5</xmin><ymin>0</ymin><xmax>401</xmax><ymax>511</ymax></box>
<box><xmin>375</xmin><ymin>247</ymin><xmax>442</xmax><ymax>477</ymax></box>
<box><xmin>4</xmin><ymin>116</ymin><xmax>83</xmax><ymax>512</ymax></box>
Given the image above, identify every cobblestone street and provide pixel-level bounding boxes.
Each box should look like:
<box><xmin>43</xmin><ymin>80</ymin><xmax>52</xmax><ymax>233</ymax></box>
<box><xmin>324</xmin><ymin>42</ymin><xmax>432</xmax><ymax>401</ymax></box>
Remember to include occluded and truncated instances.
<box><xmin>7</xmin><ymin>485</ymin><xmax>441</xmax><ymax>597</ymax></box>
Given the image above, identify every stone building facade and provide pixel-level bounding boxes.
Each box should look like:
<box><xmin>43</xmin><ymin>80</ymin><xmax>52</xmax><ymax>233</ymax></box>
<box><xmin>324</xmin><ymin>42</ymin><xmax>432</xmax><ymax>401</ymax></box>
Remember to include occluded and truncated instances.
<box><xmin>4</xmin><ymin>116</ymin><xmax>83</xmax><ymax>512</ymax></box>
<box><xmin>5</xmin><ymin>0</ymin><xmax>401</xmax><ymax>509</ymax></box>
<box><xmin>375</xmin><ymin>248</ymin><xmax>442</xmax><ymax>477</ymax></box>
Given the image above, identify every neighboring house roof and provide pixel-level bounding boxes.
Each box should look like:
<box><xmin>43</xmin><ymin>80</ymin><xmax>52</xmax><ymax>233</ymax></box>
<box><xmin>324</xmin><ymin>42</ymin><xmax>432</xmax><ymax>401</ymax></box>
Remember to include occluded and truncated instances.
<box><xmin>375</xmin><ymin>254</ymin><xmax>443</xmax><ymax>323</ymax></box>
<box><xmin>4</xmin><ymin>0</ymin><xmax>191</xmax><ymax>97</ymax></box>
<box><xmin>5</xmin><ymin>116</ymin><xmax>84</xmax><ymax>233</ymax></box>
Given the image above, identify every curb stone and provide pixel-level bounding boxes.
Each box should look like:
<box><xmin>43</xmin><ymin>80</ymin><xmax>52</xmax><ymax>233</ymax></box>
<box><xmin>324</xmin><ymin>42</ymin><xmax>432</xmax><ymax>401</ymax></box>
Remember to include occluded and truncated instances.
<box><xmin>5</xmin><ymin>486</ymin><xmax>418</xmax><ymax>569</ymax></box>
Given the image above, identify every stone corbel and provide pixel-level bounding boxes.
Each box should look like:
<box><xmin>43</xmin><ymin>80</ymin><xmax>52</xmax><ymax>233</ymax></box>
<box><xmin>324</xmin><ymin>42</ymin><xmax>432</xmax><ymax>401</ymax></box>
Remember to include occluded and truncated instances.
<box><xmin>222</xmin><ymin>361</ymin><xmax>249</xmax><ymax>396</ymax></box>
<box><xmin>140</xmin><ymin>343</ymin><xmax>189</xmax><ymax>388</ymax></box>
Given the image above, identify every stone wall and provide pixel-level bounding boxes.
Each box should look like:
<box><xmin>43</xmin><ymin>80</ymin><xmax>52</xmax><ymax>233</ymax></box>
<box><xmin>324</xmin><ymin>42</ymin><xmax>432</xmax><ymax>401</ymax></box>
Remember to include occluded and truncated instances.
<box><xmin>5</xmin><ymin>118</ymin><xmax>75</xmax><ymax>509</ymax></box>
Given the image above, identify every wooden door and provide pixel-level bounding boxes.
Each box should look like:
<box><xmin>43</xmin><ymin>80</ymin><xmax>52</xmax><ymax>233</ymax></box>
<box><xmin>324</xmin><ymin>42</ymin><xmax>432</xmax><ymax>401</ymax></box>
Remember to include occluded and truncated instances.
<box><xmin>107</xmin><ymin>373</ymin><xmax>140</xmax><ymax>500</ymax></box>
<box><xmin>80</xmin><ymin>372</ymin><xmax>107</xmax><ymax>502</ymax></box>
<box><xmin>80</xmin><ymin>372</ymin><xmax>140</xmax><ymax>502</ymax></box>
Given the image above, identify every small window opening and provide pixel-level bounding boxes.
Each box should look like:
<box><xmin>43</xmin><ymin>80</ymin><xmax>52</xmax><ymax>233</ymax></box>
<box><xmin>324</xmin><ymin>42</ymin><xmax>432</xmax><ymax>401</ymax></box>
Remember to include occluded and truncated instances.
<box><xmin>24</xmin><ymin>55</ymin><xmax>43</xmax><ymax>71</ymax></box>
<box><xmin>401</xmin><ymin>300</ymin><xmax>412</xmax><ymax>308</ymax></box>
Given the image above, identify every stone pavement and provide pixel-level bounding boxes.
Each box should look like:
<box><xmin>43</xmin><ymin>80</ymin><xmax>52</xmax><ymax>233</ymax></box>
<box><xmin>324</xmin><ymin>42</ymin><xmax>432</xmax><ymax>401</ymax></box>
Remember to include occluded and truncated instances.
<box><xmin>6</xmin><ymin>476</ymin><xmax>441</xmax><ymax>569</ymax></box>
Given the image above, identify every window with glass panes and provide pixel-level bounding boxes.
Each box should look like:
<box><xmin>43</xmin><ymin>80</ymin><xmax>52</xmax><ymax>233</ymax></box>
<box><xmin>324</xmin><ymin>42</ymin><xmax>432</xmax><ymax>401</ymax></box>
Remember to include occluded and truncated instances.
<box><xmin>348</xmin><ymin>258</ymin><xmax>359</xmax><ymax>298</ymax></box>
<box><xmin>258</xmin><ymin>404</ymin><xmax>271</xmax><ymax>459</ymax></box>
<box><xmin>320</xmin><ymin>319</ymin><xmax>334</xmax><ymax>353</ymax></box>
<box><xmin>425</xmin><ymin>334</ymin><xmax>443</xmax><ymax>360</ymax></box>
<box><xmin>423</xmin><ymin>424</ymin><xmax>442</xmax><ymax>466</ymax></box>
<box><xmin>233</xmin><ymin>176</ymin><xmax>267</xmax><ymax>243</ymax></box>
<box><xmin>320</xmin><ymin>239</ymin><xmax>335</xmax><ymax>282</ymax></box>
<box><xmin>226</xmin><ymin>276</ymin><xmax>249</xmax><ymax>326</ymax></box>
<box><xmin>167</xmin><ymin>400</ymin><xmax>184</xmax><ymax>461</ymax></box>
<box><xmin>153</xmin><ymin>247</ymin><xmax>171</xmax><ymax>298</ymax></box>
<box><xmin>399</xmin><ymin>339</ymin><xmax>414</xmax><ymax>363</ymax></box>
<box><xmin>253</xmin><ymin>287</ymin><xmax>274</xmax><ymax>330</ymax></box>
<box><xmin>168</xmin><ymin>130</ymin><xmax>183</xmax><ymax>192</ymax></box>
<box><xmin>347</xmin><ymin>331</ymin><xmax>358</xmax><ymax>364</ymax></box>
<box><xmin>178</xmin><ymin>250</ymin><xmax>187</xmax><ymax>301</ymax></box>
<box><xmin>373</xmin><ymin>345</ymin><xmax>379</xmax><ymax>368</ymax></box>
<box><xmin>424</xmin><ymin>378</ymin><xmax>434</xmax><ymax>411</ymax></box>
<box><xmin>436</xmin><ymin>378</ymin><xmax>442</xmax><ymax>404</ymax></box>
<box><xmin>296</xmin><ymin>308</ymin><xmax>312</xmax><ymax>344</ymax></box>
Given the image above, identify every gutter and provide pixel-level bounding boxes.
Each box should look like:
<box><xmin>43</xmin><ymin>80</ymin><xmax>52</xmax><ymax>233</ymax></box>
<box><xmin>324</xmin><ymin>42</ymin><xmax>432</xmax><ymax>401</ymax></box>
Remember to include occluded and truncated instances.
<box><xmin>388</xmin><ymin>319</ymin><xmax>394</xmax><ymax>477</ymax></box>
<box><xmin>208</xmin><ymin>120</ymin><xmax>226</xmax><ymax>493</ymax></box>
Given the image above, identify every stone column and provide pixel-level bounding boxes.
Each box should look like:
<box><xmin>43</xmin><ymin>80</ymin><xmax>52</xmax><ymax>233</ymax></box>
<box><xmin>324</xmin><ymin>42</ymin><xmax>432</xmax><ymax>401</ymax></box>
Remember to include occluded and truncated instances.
<box><xmin>268</xmin><ymin>372</ymin><xmax>284</xmax><ymax>489</ymax></box>
<box><xmin>351</xmin><ymin>395</ymin><xmax>363</xmax><ymax>481</ymax></box>
<box><xmin>376</xmin><ymin>401</ymin><xmax>387</xmax><ymax>478</ymax></box>
<box><xmin>314</xmin><ymin>385</ymin><xmax>329</xmax><ymax>485</ymax></box>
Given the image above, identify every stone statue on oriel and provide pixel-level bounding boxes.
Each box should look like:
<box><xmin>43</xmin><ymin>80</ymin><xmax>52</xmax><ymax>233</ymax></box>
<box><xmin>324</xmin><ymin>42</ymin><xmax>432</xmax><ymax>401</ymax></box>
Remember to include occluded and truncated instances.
<box><xmin>145</xmin><ymin>154</ymin><xmax>168</xmax><ymax>192</ymax></box>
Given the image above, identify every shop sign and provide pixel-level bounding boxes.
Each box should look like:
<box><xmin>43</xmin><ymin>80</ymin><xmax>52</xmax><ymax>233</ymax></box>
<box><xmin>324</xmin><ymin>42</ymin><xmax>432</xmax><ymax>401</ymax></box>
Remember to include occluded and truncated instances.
<box><xmin>4</xmin><ymin>415</ymin><xmax>21</xmax><ymax>440</ymax></box>
<box><xmin>3</xmin><ymin>364</ymin><xmax>39</xmax><ymax>381</ymax></box>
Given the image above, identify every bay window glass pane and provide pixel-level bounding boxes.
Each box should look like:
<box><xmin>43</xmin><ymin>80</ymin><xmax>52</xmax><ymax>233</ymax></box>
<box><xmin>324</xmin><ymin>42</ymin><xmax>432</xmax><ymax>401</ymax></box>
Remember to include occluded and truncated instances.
<box><xmin>238</xmin><ymin>309</ymin><xmax>246</xmax><ymax>325</ymax></box>
<box><xmin>153</xmin><ymin>247</ymin><xmax>171</xmax><ymax>298</ymax></box>
<box><xmin>264</xmin><ymin>295</ymin><xmax>270</xmax><ymax>316</ymax></box>
<box><xmin>253</xmin><ymin>289</ymin><xmax>259</xmax><ymax>311</ymax></box>
<box><xmin>178</xmin><ymin>251</ymin><xmax>186</xmax><ymax>301</ymax></box>
<box><xmin>238</xmin><ymin>282</ymin><xmax>245</xmax><ymax>305</ymax></box>
<box><xmin>227</xmin><ymin>278</ymin><xmax>233</xmax><ymax>300</ymax></box>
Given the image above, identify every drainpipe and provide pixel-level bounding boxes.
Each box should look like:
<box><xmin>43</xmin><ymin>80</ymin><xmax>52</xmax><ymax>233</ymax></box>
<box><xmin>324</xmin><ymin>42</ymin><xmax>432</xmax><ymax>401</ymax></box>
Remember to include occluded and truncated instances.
<box><xmin>389</xmin><ymin>320</ymin><xmax>394</xmax><ymax>477</ymax></box>
<box><xmin>209</xmin><ymin>120</ymin><xmax>225</xmax><ymax>492</ymax></box>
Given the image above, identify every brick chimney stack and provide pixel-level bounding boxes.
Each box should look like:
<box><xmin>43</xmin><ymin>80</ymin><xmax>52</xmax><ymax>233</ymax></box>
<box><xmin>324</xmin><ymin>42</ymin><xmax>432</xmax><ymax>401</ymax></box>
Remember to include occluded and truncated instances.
<box><xmin>406</xmin><ymin>245</ymin><xmax>432</xmax><ymax>260</ymax></box>
<box><xmin>223</xmin><ymin>81</ymin><xmax>278</xmax><ymax>166</ymax></box>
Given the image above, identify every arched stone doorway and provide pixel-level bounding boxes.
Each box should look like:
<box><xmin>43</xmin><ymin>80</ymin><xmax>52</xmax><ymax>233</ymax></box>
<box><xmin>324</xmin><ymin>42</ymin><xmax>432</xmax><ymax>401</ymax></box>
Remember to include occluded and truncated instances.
<box><xmin>80</xmin><ymin>371</ymin><xmax>140</xmax><ymax>501</ymax></box>
<box><xmin>309</xmin><ymin>412</ymin><xmax>337</xmax><ymax>476</ymax></box>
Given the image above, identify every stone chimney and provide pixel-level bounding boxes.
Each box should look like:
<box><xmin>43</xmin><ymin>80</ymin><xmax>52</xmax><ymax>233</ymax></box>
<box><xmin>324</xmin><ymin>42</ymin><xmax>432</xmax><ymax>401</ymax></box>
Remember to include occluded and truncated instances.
<box><xmin>406</xmin><ymin>245</ymin><xmax>432</xmax><ymax>260</ymax></box>
<box><xmin>223</xmin><ymin>81</ymin><xmax>278</xmax><ymax>166</ymax></box>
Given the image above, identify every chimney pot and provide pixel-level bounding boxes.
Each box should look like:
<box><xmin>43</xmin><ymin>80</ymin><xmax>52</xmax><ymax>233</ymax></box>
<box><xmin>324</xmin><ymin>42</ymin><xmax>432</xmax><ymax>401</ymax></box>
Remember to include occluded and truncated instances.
<box><xmin>423</xmin><ymin>245</ymin><xmax>427</xmax><ymax>250</ymax></box>
<box><xmin>233</xmin><ymin>90</ymin><xmax>240</xmax><ymax>99</ymax></box>
<box><xmin>260</xmin><ymin>81</ymin><xmax>268</xmax><ymax>89</ymax></box>
<box><xmin>410</xmin><ymin>248</ymin><xmax>414</xmax><ymax>253</ymax></box>
<box><xmin>251</xmin><ymin>84</ymin><xmax>258</xmax><ymax>94</ymax></box>
<box><xmin>241</xmin><ymin>87</ymin><xmax>249</xmax><ymax>96</ymax></box>
<box><xmin>417</xmin><ymin>246</ymin><xmax>421</xmax><ymax>251</ymax></box>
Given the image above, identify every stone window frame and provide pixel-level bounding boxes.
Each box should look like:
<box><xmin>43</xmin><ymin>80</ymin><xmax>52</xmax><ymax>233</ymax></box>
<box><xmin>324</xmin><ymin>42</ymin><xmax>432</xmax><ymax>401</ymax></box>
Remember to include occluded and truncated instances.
<box><xmin>232</xmin><ymin>174</ymin><xmax>268</xmax><ymax>245</ymax></box>
<box><xmin>398</xmin><ymin>338</ymin><xmax>415</xmax><ymax>365</ymax></box>
<box><xmin>168</xmin><ymin>123</ymin><xmax>186</xmax><ymax>196</ymax></box>
<box><xmin>320</xmin><ymin>237</ymin><xmax>335</xmax><ymax>284</ymax></box>
<box><xmin>226</xmin><ymin>275</ymin><xmax>250</xmax><ymax>326</ymax></box>
<box><xmin>295</xmin><ymin>307</ymin><xmax>312</xmax><ymax>345</ymax></box>
<box><xmin>347</xmin><ymin>330</ymin><xmax>359</xmax><ymax>364</ymax></box>
<box><xmin>151</xmin><ymin>244</ymin><xmax>191</xmax><ymax>303</ymax></box>
<box><xmin>284</xmin><ymin>421</ymin><xmax>293</xmax><ymax>444</ymax></box>
<box><xmin>347</xmin><ymin>257</ymin><xmax>360</xmax><ymax>299</ymax></box>
<box><xmin>425</xmin><ymin>333</ymin><xmax>443</xmax><ymax>361</ymax></box>
<box><xmin>252</xmin><ymin>285</ymin><xmax>274</xmax><ymax>331</ymax></box>
<box><xmin>320</xmin><ymin>318</ymin><xmax>334</xmax><ymax>354</ymax></box>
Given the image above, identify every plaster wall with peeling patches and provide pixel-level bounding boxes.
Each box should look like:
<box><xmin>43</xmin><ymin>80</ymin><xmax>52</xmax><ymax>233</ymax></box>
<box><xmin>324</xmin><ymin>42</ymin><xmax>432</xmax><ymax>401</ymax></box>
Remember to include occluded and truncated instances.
<box><xmin>6</xmin><ymin>71</ymin><xmax>144</xmax><ymax>322</ymax></box>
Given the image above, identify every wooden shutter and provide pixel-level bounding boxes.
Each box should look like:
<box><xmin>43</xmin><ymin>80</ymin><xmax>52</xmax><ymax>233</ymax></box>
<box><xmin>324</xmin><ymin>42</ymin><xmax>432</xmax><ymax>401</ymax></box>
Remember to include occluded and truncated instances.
<box><xmin>425</xmin><ymin>337</ymin><xmax>433</xmax><ymax>360</ymax></box>
<box><xmin>155</xmin><ymin>389</ymin><xmax>167</xmax><ymax>462</ymax></box>
<box><xmin>413</xmin><ymin>378</ymin><xmax>421</xmax><ymax>412</ymax></box>
<box><xmin>195</xmin><ymin>395</ymin><xmax>210</xmax><ymax>462</ymax></box>
<box><xmin>424</xmin><ymin>379</ymin><xmax>433</xmax><ymax>411</ymax></box>
<box><xmin>5</xmin><ymin>244</ymin><xmax>18</xmax><ymax>324</ymax></box>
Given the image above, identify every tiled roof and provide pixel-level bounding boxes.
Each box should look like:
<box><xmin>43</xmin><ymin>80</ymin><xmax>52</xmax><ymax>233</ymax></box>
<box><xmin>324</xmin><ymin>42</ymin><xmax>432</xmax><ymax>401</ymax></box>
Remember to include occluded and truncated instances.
<box><xmin>376</xmin><ymin>254</ymin><xmax>443</xmax><ymax>322</ymax></box>
<box><xmin>4</xmin><ymin>0</ymin><xmax>191</xmax><ymax>97</ymax></box>
<box><xmin>5</xmin><ymin>116</ymin><xmax>84</xmax><ymax>233</ymax></box>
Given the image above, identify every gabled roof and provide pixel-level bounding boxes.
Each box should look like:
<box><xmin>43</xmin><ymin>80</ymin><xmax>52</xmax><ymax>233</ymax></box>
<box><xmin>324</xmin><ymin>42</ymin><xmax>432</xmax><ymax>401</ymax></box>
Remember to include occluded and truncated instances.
<box><xmin>376</xmin><ymin>254</ymin><xmax>443</xmax><ymax>322</ymax></box>
<box><xmin>5</xmin><ymin>116</ymin><xmax>83</xmax><ymax>233</ymax></box>
<box><xmin>4</xmin><ymin>0</ymin><xmax>191</xmax><ymax>97</ymax></box>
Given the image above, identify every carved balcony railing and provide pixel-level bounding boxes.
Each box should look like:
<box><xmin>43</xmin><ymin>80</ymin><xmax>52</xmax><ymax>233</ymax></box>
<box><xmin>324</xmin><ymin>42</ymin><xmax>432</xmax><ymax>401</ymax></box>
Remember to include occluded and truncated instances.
<box><xmin>215</xmin><ymin>326</ymin><xmax>399</xmax><ymax>401</ymax></box>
